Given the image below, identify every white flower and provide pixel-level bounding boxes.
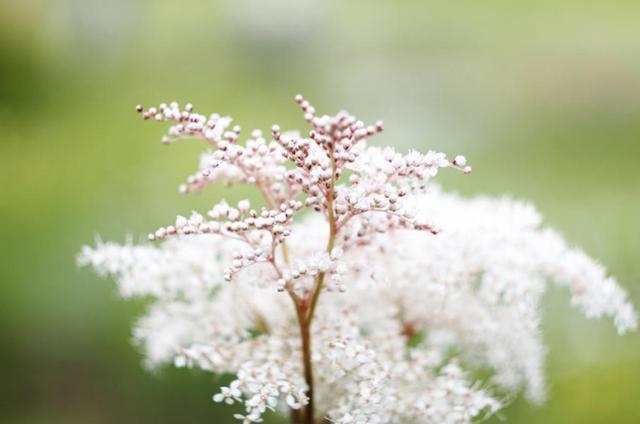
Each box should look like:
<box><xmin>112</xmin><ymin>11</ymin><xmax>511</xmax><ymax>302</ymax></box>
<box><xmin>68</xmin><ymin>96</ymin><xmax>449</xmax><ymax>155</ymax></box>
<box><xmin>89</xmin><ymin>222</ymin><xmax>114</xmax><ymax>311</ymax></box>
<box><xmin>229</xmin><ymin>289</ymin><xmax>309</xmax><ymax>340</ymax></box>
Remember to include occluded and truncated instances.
<box><xmin>79</xmin><ymin>95</ymin><xmax>636</xmax><ymax>423</ymax></box>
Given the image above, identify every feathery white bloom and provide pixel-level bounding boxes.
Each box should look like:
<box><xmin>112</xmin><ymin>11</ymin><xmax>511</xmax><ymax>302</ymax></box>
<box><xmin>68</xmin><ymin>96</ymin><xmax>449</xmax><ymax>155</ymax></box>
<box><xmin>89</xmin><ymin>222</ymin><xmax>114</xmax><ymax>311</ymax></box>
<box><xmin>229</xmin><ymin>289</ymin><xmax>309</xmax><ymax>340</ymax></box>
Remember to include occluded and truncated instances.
<box><xmin>79</xmin><ymin>96</ymin><xmax>636</xmax><ymax>423</ymax></box>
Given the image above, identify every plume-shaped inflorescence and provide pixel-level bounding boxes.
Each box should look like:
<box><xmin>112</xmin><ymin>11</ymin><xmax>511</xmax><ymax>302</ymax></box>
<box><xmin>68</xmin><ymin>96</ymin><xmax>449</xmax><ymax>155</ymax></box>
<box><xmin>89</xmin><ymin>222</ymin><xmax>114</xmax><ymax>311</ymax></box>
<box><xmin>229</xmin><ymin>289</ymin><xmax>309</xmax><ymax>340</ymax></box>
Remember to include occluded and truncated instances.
<box><xmin>79</xmin><ymin>96</ymin><xmax>636</xmax><ymax>424</ymax></box>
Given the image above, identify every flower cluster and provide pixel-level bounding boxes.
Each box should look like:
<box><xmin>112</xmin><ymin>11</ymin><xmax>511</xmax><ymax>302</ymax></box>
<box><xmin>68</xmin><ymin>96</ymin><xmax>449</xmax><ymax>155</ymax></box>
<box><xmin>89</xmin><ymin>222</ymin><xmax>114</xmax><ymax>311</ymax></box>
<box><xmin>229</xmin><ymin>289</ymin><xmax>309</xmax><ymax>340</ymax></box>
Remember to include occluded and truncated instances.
<box><xmin>79</xmin><ymin>96</ymin><xmax>636</xmax><ymax>424</ymax></box>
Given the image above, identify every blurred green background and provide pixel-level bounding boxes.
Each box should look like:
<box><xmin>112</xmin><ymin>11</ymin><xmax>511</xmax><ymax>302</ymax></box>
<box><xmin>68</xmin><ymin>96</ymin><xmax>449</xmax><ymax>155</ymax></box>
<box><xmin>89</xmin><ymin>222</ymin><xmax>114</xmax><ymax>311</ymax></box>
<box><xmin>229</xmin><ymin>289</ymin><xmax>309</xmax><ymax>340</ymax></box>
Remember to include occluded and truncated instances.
<box><xmin>1</xmin><ymin>0</ymin><xmax>639</xmax><ymax>422</ymax></box>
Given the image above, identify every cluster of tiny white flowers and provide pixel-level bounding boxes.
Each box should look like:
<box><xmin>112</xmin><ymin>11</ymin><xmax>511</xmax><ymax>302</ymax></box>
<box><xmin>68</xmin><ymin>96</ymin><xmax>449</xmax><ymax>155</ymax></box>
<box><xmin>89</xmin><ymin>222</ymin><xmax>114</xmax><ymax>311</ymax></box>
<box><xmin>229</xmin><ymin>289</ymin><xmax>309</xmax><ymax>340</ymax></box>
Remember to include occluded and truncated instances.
<box><xmin>79</xmin><ymin>95</ymin><xmax>636</xmax><ymax>423</ymax></box>
<box><xmin>274</xmin><ymin>247</ymin><xmax>346</xmax><ymax>294</ymax></box>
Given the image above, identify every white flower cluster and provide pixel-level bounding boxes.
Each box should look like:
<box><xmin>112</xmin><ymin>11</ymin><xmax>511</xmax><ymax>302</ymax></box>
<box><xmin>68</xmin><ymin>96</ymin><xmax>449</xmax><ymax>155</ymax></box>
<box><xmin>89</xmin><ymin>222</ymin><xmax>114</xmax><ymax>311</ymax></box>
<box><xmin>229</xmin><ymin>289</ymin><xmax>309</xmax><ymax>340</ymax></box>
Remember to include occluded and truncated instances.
<box><xmin>80</xmin><ymin>96</ymin><xmax>636</xmax><ymax>424</ymax></box>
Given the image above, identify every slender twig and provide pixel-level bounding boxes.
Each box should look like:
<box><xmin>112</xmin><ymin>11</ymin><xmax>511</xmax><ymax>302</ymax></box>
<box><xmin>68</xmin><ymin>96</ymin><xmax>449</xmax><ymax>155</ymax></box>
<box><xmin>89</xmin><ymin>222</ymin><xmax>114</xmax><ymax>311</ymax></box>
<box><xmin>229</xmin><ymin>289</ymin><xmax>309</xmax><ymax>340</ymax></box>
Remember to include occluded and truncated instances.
<box><xmin>298</xmin><ymin>143</ymin><xmax>338</xmax><ymax>424</ymax></box>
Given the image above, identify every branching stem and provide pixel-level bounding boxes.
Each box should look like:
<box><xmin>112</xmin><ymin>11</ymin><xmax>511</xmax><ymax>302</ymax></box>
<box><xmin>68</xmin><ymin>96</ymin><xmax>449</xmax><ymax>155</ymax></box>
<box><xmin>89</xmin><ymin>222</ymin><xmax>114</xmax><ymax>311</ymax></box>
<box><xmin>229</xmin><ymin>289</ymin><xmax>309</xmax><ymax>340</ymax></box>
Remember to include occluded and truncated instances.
<box><xmin>297</xmin><ymin>146</ymin><xmax>338</xmax><ymax>424</ymax></box>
